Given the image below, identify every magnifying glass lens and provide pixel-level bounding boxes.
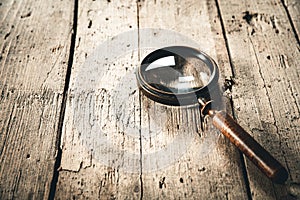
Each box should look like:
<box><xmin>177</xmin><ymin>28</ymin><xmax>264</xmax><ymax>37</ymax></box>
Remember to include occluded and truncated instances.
<box><xmin>142</xmin><ymin>55</ymin><xmax>211</xmax><ymax>94</ymax></box>
<box><xmin>137</xmin><ymin>46</ymin><xmax>219</xmax><ymax>106</ymax></box>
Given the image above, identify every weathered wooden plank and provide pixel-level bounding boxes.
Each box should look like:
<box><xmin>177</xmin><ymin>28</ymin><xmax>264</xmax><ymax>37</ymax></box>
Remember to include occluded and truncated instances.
<box><xmin>218</xmin><ymin>0</ymin><xmax>300</xmax><ymax>199</ymax></box>
<box><xmin>138</xmin><ymin>0</ymin><xmax>249</xmax><ymax>199</ymax></box>
<box><xmin>56</xmin><ymin>0</ymin><xmax>251</xmax><ymax>199</ymax></box>
<box><xmin>282</xmin><ymin>0</ymin><xmax>300</xmax><ymax>39</ymax></box>
<box><xmin>55</xmin><ymin>0</ymin><xmax>142</xmax><ymax>199</ymax></box>
<box><xmin>0</xmin><ymin>0</ymin><xmax>73</xmax><ymax>199</ymax></box>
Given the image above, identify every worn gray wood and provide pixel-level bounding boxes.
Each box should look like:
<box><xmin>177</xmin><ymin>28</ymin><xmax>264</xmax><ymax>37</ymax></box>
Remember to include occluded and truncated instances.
<box><xmin>282</xmin><ymin>0</ymin><xmax>300</xmax><ymax>37</ymax></box>
<box><xmin>138</xmin><ymin>0</ymin><xmax>249</xmax><ymax>199</ymax></box>
<box><xmin>56</xmin><ymin>0</ymin><xmax>250</xmax><ymax>199</ymax></box>
<box><xmin>0</xmin><ymin>0</ymin><xmax>74</xmax><ymax>199</ymax></box>
<box><xmin>55</xmin><ymin>0</ymin><xmax>142</xmax><ymax>199</ymax></box>
<box><xmin>1</xmin><ymin>0</ymin><xmax>299</xmax><ymax>199</ymax></box>
<box><xmin>218</xmin><ymin>0</ymin><xmax>300</xmax><ymax>199</ymax></box>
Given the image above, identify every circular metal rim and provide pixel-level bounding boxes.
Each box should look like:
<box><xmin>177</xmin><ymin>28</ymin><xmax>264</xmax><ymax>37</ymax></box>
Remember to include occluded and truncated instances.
<box><xmin>136</xmin><ymin>46</ymin><xmax>220</xmax><ymax>106</ymax></box>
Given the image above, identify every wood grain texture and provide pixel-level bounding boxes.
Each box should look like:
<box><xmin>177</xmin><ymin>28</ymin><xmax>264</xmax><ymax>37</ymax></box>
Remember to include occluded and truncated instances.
<box><xmin>56</xmin><ymin>0</ymin><xmax>250</xmax><ymax>199</ymax></box>
<box><xmin>55</xmin><ymin>0</ymin><xmax>142</xmax><ymax>199</ymax></box>
<box><xmin>0</xmin><ymin>0</ymin><xmax>73</xmax><ymax>199</ymax></box>
<box><xmin>1</xmin><ymin>0</ymin><xmax>298</xmax><ymax>199</ymax></box>
<box><xmin>218</xmin><ymin>0</ymin><xmax>300</xmax><ymax>199</ymax></box>
<box><xmin>138</xmin><ymin>0</ymin><xmax>249</xmax><ymax>199</ymax></box>
<box><xmin>282</xmin><ymin>0</ymin><xmax>300</xmax><ymax>39</ymax></box>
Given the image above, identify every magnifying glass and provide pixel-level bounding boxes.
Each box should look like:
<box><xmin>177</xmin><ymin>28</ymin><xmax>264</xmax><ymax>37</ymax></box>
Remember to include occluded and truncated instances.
<box><xmin>136</xmin><ymin>46</ymin><xmax>288</xmax><ymax>184</ymax></box>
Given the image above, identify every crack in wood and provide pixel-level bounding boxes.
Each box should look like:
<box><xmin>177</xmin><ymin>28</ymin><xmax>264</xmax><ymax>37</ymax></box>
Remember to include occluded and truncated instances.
<box><xmin>248</xmin><ymin>35</ymin><xmax>291</xmax><ymax>179</ymax></box>
<box><xmin>215</xmin><ymin>1</ymin><xmax>253</xmax><ymax>199</ymax></box>
<box><xmin>280</xmin><ymin>0</ymin><xmax>300</xmax><ymax>45</ymax></box>
<box><xmin>136</xmin><ymin>1</ymin><xmax>143</xmax><ymax>199</ymax></box>
<box><xmin>214</xmin><ymin>0</ymin><xmax>236</xmax><ymax>77</ymax></box>
<box><xmin>48</xmin><ymin>0</ymin><xmax>79</xmax><ymax>199</ymax></box>
<box><xmin>286</xmin><ymin>79</ymin><xmax>300</xmax><ymax>116</ymax></box>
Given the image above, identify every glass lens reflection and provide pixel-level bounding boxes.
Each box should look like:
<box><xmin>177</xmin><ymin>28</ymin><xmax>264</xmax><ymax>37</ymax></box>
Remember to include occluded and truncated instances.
<box><xmin>142</xmin><ymin>53</ymin><xmax>211</xmax><ymax>94</ymax></box>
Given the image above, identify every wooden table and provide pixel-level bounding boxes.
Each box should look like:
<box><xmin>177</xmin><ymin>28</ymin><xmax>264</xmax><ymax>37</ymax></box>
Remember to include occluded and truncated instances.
<box><xmin>0</xmin><ymin>0</ymin><xmax>299</xmax><ymax>199</ymax></box>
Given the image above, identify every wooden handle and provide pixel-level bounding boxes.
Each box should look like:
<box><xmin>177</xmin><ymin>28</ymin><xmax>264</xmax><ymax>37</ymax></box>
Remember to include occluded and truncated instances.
<box><xmin>211</xmin><ymin>110</ymin><xmax>288</xmax><ymax>184</ymax></box>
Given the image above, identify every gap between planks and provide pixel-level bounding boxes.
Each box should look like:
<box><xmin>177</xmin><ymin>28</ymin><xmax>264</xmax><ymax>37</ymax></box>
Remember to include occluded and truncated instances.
<box><xmin>48</xmin><ymin>0</ymin><xmax>79</xmax><ymax>199</ymax></box>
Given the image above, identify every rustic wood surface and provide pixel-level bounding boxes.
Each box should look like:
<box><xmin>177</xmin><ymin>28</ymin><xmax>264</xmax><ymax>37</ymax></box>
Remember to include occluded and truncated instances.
<box><xmin>219</xmin><ymin>0</ymin><xmax>300</xmax><ymax>199</ymax></box>
<box><xmin>0</xmin><ymin>0</ymin><xmax>74</xmax><ymax>199</ymax></box>
<box><xmin>0</xmin><ymin>0</ymin><xmax>299</xmax><ymax>199</ymax></box>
